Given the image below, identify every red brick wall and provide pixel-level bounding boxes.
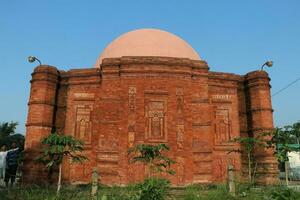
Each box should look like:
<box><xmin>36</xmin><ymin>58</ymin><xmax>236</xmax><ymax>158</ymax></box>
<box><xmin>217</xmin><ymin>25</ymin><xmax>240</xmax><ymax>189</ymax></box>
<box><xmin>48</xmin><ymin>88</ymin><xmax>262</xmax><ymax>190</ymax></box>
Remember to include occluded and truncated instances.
<box><xmin>23</xmin><ymin>57</ymin><xmax>277</xmax><ymax>185</ymax></box>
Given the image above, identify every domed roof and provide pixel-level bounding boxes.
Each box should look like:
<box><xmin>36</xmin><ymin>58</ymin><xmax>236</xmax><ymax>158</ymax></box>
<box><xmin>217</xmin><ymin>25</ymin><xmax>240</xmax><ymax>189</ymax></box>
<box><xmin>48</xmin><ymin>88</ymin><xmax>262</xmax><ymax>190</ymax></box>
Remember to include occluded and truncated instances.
<box><xmin>95</xmin><ymin>28</ymin><xmax>200</xmax><ymax>67</ymax></box>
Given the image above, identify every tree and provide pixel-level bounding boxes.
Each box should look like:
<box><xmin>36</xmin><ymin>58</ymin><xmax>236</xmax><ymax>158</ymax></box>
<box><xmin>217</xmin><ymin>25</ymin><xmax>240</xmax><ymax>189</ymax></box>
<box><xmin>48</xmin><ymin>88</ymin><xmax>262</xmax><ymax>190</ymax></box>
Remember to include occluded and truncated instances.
<box><xmin>0</xmin><ymin>121</ymin><xmax>24</xmax><ymax>153</ymax></box>
<box><xmin>229</xmin><ymin>134</ymin><xmax>268</xmax><ymax>183</ymax></box>
<box><xmin>291</xmin><ymin>121</ymin><xmax>300</xmax><ymax>145</ymax></box>
<box><xmin>0</xmin><ymin>121</ymin><xmax>18</xmax><ymax>139</ymax></box>
<box><xmin>36</xmin><ymin>132</ymin><xmax>88</xmax><ymax>195</ymax></box>
<box><xmin>128</xmin><ymin>143</ymin><xmax>175</xmax><ymax>178</ymax></box>
<box><xmin>3</xmin><ymin>134</ymin><xmax>25</xmax><ymax>150</ymax></box>
<box><xmin>268</xmin><ymin>127</ymin><xmax>297</xmax><ymax>186</ymax></box>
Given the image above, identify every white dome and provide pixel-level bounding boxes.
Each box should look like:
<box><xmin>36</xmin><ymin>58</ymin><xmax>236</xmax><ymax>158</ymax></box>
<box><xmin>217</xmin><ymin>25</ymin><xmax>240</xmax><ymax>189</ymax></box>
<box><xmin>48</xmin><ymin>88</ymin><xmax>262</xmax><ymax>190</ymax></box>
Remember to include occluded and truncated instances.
<box><xmin>95</xmin><ymin>28</ymin><xmax>200</xmax><ymax>67</ymax></box>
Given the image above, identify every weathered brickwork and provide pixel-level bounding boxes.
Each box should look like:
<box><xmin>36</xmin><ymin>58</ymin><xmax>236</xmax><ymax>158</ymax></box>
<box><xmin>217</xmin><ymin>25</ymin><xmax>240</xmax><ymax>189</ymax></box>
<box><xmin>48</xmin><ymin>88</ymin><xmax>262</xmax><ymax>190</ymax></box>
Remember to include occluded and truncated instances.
<box><xmin>23</xmin><ymin>57</ymin><xmax>278</xmax><ymax>185</ymax></box>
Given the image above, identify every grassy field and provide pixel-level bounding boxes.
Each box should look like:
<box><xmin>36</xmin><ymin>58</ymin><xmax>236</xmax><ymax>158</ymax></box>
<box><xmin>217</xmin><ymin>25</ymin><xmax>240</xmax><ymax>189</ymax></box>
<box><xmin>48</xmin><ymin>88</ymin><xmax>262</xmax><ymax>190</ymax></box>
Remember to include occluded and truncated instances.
<box><xmin>1</xmin><ymin>184</ymin><xmax>300</xmax><ymax>200</ymax></box>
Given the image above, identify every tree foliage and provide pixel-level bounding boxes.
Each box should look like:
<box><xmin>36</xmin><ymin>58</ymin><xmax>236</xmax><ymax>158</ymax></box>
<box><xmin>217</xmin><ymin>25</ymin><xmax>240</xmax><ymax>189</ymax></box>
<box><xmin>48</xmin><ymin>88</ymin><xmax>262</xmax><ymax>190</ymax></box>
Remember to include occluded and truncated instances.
<box><xmin>0</xmin><ymin>121</ymin><xmax>18</xmax><ymax>139</ymax></box>
<box><xmin>229</xmin><ymin>133</ymin><xmax>269</xmax><ymax>183</ymax></box>
<box><xmin>290</xmin><ymin>121</ymin><xmax>300</xmax><ymax>144</ymax></box>
<box><xmin>36</xmin><ymin>132</ymin><xmax>88</xmax><ymax>169</ymax></box>
<box><xmin>36</xmin><ymin>132</ymin><xmax>88</xmax><ymax>194</ymax></box>
<box><xmin>0</xmin><ymin>121</ymin><xmax>24</xmax><ymax>149</ymax></box>
<box><xmin>267</xmin><ymin>124</ymin><xmax>300</xmax><ymax>185</ymax></box>
<box><xmin>128</xmin><ymin>143</ymin><xmax>175</xmax><ymax>177</ymax></box>
<box><xmin>268</xmin><ymin>127</ymin><xmax>297</xmax><ymax>163</ymax></box>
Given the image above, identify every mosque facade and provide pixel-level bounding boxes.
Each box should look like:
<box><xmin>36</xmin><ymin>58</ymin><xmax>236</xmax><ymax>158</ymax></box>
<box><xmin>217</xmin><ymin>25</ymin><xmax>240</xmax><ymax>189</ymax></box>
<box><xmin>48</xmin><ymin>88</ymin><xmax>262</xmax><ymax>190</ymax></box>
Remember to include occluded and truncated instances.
<box><xmin>23</xmin><ymin>29</ymin><xmax>278</xmax><ymax>185</ymax></box>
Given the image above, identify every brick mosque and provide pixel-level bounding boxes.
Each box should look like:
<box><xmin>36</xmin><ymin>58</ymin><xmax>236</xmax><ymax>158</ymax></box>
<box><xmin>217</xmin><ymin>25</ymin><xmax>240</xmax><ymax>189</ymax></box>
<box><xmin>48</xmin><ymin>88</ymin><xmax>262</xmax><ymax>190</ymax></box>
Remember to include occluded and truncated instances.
<box><xmin>23</xmin><ymin>29</ymin><xmax>278</xmax><ymax>185</ymax></box>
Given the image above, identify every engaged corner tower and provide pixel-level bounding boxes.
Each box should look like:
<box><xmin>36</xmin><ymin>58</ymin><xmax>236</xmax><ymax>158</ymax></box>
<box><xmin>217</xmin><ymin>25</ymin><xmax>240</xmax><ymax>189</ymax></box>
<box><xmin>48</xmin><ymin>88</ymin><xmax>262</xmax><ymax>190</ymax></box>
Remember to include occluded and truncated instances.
<box><xmin>23</xmin><ymin>28</ymin><xmax>278</xmax><ymax>186</ymax></box>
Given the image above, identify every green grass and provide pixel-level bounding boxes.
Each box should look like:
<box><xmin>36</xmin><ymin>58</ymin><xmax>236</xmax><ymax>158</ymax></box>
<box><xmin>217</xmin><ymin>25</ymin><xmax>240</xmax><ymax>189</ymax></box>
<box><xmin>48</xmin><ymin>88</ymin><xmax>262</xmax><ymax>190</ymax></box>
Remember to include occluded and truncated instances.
<box><xmin>2</xmin><ymin>184</ymin><xmax>300</xmax><ymax>200</ymax></box>
<box><xmin>181</xmin><ymin>184</ymin><xmax>300</xmax><ymax>200</ymax></box>
<box><xmin>1</xmin><ymin>184</ymin><xmax>141</xmax><ymax>200</ymax></box>
<box><xmin>1</xmin><ymin>185</ymin><xmax>90</xmax><ymax>200</ymax></box>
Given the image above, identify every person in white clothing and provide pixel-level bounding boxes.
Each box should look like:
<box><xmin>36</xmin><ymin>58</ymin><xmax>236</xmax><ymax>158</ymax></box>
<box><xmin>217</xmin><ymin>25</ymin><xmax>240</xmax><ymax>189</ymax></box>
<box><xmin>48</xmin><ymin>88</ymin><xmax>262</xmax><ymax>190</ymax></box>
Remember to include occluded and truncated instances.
<box><xmin>0</xmin><ymin>145</ymin><xmax>7</xmax><ymax>180</ymax></box>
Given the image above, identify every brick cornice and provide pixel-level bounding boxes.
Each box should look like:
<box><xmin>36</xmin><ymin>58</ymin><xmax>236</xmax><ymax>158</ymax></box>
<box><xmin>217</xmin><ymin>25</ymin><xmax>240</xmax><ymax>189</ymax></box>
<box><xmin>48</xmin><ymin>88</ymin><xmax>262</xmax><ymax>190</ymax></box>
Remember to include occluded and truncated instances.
<box><xmin>67</xmin><ymin>80</ymin><xmax>101</xmax><ymax>85</ymax></box>
<box><xmin>240</xmin><ymin>127</ymin><xmax>275</xmax><ymax>134</ymax></box>
<box><xmin>28</xmin><ymin>100</ymin><xmax>55</xmax><ymax>106</ymax></box>
<box><xmin>65</xmin><ymin>68</ymin><xmax>101</xmax><ymax>78</ymax></box>
<box><xmin>26</xmin><ymin>122</ymin><xmax>53</xmax><ymax>128</ymax></box>
<box><xmin>209</xmin><ymin>83</ymin><xmax>238</xmax><ymax>89</ymax></box>
<box><xmin>100</xmin><ymin>57</ymin><xmax>209</xmax><ymax>78</ymax></box>
<box><xmin>244</xmin><ymin>70</ymin><xmax>270</xmax><ymax>80</ymax></box>
<box><xmin>32</xmin><ymin>65</ymin><xmax>59</xmax><ymax>76</ymax></box>
<box><xmin>239</xmin><ymin>108</ymin><xmax>274</xmax><ymax>115</ymax></box>
<box><xmin>101</xmin><ymin>56</ymin><xmax>209</xmax><ymax>69</ymax></box>
<box><xmin>251</xmin><ymin>108</ymin><xmax>274</xmax><ymax>113</ymax></box>
<box><xmin>144</xmin><ymin>90</ymin><xmax>168</xmax><ymax>95</ymax></box>
<box><xmin>246</xmin><ymin>82</ymin><xmax>271</xmax><ymax>89</ymax></box>
<box><xmin>250</xmin><ymin>127</ymin><xmax>275</xmax><ymax>132</ymax></box>
<box><xmin>30</xmin><ymin>78</ymin><xmax>59</xmax><ymax>84</ymax></box>
<box><xmin>209</xmin><ymin>71</ymin><xmax>243</xmax><ymax>82</ymax></box>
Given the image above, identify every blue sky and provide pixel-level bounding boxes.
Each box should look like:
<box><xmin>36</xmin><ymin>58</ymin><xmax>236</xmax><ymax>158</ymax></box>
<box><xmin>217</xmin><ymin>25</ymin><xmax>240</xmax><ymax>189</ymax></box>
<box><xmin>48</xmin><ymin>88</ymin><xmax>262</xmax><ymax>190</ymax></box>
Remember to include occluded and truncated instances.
<box><xmin>0</xmin><ymin>0</ymin><xmax>299</xmax><ymax>134</ymax></box>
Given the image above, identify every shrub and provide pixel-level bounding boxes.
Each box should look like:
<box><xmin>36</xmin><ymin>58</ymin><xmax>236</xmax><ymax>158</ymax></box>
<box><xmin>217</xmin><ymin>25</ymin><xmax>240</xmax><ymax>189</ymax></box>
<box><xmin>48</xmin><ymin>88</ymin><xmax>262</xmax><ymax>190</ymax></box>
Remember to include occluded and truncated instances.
<box><xmin>137</xmin><ymin>177</ymin><xmax>170</xmax><ymax>200</ymax></box>
<box><xmin>267</xmin><ymin>187</ymin><xmax>298</xmax><ymax>200</ymax></box>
